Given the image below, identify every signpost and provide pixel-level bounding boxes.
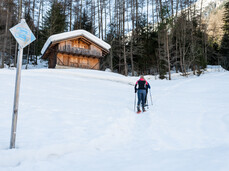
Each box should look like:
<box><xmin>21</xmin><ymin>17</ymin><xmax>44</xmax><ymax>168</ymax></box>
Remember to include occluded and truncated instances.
<box><xmin>9</xmin><ymin>19</ymin><xmax>36</xmax><ymax>149</ymax></box>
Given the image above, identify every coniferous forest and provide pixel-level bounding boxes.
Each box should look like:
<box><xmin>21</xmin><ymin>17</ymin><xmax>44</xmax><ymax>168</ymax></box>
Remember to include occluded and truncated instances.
<box><xmin>0</xmin><ymin>0</ymin><xmax>229</xmax><ymax>78</ymax></box>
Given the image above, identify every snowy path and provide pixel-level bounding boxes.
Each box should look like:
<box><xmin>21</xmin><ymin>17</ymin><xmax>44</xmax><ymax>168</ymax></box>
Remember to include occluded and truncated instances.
<box><xmin>0</xmin><ymin>69</ymin><xmax>229</xmax><ymax>170</ymax></box>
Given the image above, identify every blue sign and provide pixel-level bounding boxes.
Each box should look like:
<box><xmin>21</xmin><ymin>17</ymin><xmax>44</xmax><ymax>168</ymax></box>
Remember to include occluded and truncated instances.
<box><xmin>15</xmin><ymin>27</ymin><xmax>29</xmax><ymax>41</ymax></box>
<box><xmin>10</xmin><ymin>19</ymin><xmax>36</xmax><ymax>48</ymax></box>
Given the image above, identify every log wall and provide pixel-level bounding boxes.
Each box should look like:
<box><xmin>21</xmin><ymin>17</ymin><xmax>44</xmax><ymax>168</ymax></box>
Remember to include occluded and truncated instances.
<box><xmin>55</xmin><ymin>38</ymin><xmax>102</xmax><ymax>70</ymax></box>
<box><xmin>57</xmin><ymin>53</ymin><xmax>100</xmax><ymax>70</ymax></box>
<box><xmin>58</xmin><ymin>38</ymin><xmax>101</xmax><ymax>53</ymax></box>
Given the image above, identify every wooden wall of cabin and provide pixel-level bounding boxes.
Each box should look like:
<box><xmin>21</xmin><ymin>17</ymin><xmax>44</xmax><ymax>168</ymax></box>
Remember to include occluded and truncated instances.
<box><xmin>58</xmin><ymin>38</ymin><xmax>102</xmax><ymax>55</ymax></box>
<box><xmin>57</xmin><ymin>53</ymin><xmax>100</xmax><ymax>70</ymax></box>
<box><xmin>58</xmin><ymin>39</ymin><xmax>89</xmax><ymax>49</ymax></box>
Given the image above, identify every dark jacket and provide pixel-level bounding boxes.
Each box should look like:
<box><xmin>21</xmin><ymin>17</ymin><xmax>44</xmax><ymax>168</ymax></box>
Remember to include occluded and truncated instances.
<box><xmin>135</xmin><ymin>78</ymin><xmax>149</xmax><ymax>92</ymax></box>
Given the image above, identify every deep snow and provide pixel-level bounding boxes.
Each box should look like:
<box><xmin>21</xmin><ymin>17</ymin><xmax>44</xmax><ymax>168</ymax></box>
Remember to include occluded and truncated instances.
<box><xmin>1</xmin><ymin>66</ymin><xmax>229</xmax><ymax>171</ymax></box>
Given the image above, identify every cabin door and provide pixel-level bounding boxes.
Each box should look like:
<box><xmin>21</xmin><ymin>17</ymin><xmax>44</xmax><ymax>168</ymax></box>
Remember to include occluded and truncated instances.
<box><xmin>63</xmin><ymin>56</ymin><xmax>69</xmax><ymax>66</ymax></box>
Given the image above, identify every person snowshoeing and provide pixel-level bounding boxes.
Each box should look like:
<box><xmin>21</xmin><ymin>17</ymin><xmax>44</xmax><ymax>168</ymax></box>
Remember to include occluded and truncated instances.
<box><xmin>135</xmin><ymin>75</ymin><xmax>149</xmax><ymax>113</ymax></box>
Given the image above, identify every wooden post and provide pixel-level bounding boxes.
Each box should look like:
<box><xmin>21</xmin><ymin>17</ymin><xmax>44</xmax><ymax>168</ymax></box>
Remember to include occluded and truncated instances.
<box><xmin>10</xmin><ymin>0</ymin><xmax>23</xmax><ymax>149</ymax></box>
<box><xmin>10</xmin><ymin>46</ymin><xmax>23</xmax><ymax>149</ymax></box>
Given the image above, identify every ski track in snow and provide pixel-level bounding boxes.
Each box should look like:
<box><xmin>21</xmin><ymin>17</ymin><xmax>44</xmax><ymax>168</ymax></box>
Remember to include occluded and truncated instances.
<box><xmin>0</xmin><ymin>69</ymin><xmax>229</xmax><ymax>170</ymax></box>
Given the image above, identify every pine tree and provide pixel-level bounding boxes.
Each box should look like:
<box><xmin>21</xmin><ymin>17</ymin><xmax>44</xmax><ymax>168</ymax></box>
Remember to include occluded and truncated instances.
<box><xmin>38</xmin><ymin>1</ymin><xmax>66</xmax><ymax>56</ymax></box>
<box><xmin>41</xmin><ymin>1</ymin><xmax>67</xmax><ymax>40</ymax></box>
<box><xmin>220</xmin><ymin>1</ymin><xmax>229</xmax><ymax>70</ymax></box>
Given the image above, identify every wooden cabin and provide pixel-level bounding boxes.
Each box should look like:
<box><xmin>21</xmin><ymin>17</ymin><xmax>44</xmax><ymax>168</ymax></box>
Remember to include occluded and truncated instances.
<box><xmin>41</xmin><ymin>30</ymin><xmax>111</xmax><ymax>70</ymax></box>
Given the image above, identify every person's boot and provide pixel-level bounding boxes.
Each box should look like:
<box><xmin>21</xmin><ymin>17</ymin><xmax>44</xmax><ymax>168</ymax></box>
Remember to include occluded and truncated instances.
<box><xmin>143</xmin><ymin>107</ymin><xmax>146</xmax><ymax>112</ymax></box>
<box><xmin>137</xmin><ymin>105</ymin><xmax>141</xmax><ymax>113</ymax></box>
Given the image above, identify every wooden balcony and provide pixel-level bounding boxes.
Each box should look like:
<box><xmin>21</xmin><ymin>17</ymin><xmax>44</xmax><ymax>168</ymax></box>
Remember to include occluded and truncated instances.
<box><xmin>58</xmin><ymin>45</ymin><xmax>103</xmax><ymax>58</ymax></box>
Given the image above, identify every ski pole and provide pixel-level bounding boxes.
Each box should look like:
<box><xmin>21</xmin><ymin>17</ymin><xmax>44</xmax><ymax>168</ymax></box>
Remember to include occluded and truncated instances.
<box><xmin>134</xmin><ymin>92</ymin><xmax>136</xmax><ymax>112</ymax></box>
<box><xmin>149</xmin><ymin>89</ymin><xmax>153</xmax><ymax>105</ymax></box>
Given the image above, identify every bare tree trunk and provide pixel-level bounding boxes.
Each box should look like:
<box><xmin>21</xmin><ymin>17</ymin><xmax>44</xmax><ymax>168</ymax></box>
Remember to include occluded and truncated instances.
<box><xmin>14</xmin><ymin>44</ymin><xmax>18</xmax><ymax>66</ymax></box>
<box><xmin>14</xmin><ymin>0</ymin><xmax>23</xmax><ymax>67</ymax></box>
<box><xmin>97</xmin><ymin>0</ymin><xmax>100</xmax><ymax>38</ymax></box>
<box><xmin>32</xmin><ymin>0</ymin><xmax>35</xmax><ymax>62</ymax></box>
<box><xmin>69</xmin><ymin>0</ymin><xmax>72</xmax><ymax>31</ymax></box>
<box><xmin>93</xmin><ymin>0</ymin><xmax>96</xmax><ymax>33</ymax></box>
<box><xmin>175</xmin><ymin>0</ymin><xmax>179</xmax><ymax>72</ymax></box>
<box><xmin>179</xmin><ymin>36</ymin><xmax>183</xmax><ymax>73</ymax></box>
<box><xmin>35</xmin><ymin>0</ymin><xmax>42</xmax><ymax>65</ymax></box>
<box><xmin>204</xmin><ymin>25</ymin><xmax>207</xmax><ymax>65</ymax></box>
<box><xmin>25</xmin><ymin>45</ymin><xmax>30</xmax><ymax>69</ymax></box>
<box><xmin>90</xmin><ymin>0</ymin><xmax>93</xmax><ymax>33</ymax></box>
<box><xmin>104</xmin><ymin>0</ymin><xmax>107</xmax><ymax>40</ymax></box>
<box><xmin>147</xmin><ymin>0</ymin><xmax>149</xmax><ymax>34</ymax></box>
<box><xmin>130</xmin><ymin>37</ymin><xmax>134</xmax><ymax>75</ymax></box>
<box><xmin>130</xmin><ymin>0</ymin><xmax>135</xmax><ymax>76</ymax></box>
<box><xmin>200</xmin><ymin>0</ymin><xmax>203</xmax><ymax>22</ymax></box>
<box><xmin>63</xmin><ymin>0</ymin><xmax>67</xmax><ymax>14</ymax></box>
<box><xmin>19</xmin><ymin>0</ymin><xmax>22</xmax><ymax>20</ymax></box>
<box><xmin>135</xmin><ymin>0</ymin><xmax>138</xmax><ymax>30</ymax></box>
<box><xmin>109</xmin><ymin>0</ymin><xmax>112</xmax><ymax>24</ymax></box>
<box><xmin>171</xmin><ymin>0</ymin><xmax>173</xmax><ymax>17</ymax></box>
<box><xmin>182</xmin><ymin>19</ymin><xmax>187</xmax><ymax>75</ymax></box>
<box><xmin>175</xmin><ymin>0</ymin><xmax>179</xmax><ymax>18</ymax></box>
<box><xmin>166</xmin><ymin>31</ymin><xmax>171</xmax><ymax>80</ymax></box>
<box><xmin>8</xmin><ymin>7</ymin><xmax>13</xmax><ymax>67</ymax></box>
<box><xmin>1</xmin><ymin>0</ymin><xmax>10</xmax><ymax>68</ymax></box>
<box><xmin>25</xmin><ymin>0</ymin><xmax>32</xmax><ymax>69</ymax></box>
<box><xmin>175</xmin><ymin>31</ymin><xmax>178</xmax><ymax>73</ymax></box>
<box><xmin>123</xmin><ymin>0</ymin><xmax>127</xmax><ymax>76</ymax></box>
<box><xmin>80</xmin><ymin>0</ymin><xmax>82</xmax><ymax>29</ymax></box>
<box><xmin>118</xmin><ymin>0</ymin><xmax>121</xmax><ymax>73</ymax></box>
<box><xmin>157</xmin><ymin>0</ymin><xmax>162</xmax><ymax>75</ymax></box>
<box><xmin>152</xmin><ymin>0</ymin><xmax>154</xmax><ymax>30</ymax></box>
<box><xmin>110</xmin><ymin>41</ymin><xmax>113</xmax><ymax>71</ymax></box>
<box><xmin>100</xmin><ymin>0</ymin><xmax>104</xmax><ymax>39</ymax></box>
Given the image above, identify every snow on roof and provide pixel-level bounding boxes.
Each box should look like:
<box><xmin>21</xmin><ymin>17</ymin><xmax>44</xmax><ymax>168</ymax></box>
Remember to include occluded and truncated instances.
<box><xmin>41</xmin><ymin>29</ymin><xmax>111</xmax><ymax>55</ymax></box>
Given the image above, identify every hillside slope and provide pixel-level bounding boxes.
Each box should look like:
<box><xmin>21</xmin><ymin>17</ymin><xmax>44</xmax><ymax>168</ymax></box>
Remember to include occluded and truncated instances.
<box><xmin>0</xmin><ymin>68</ymin><xmax>229</xmax><ymax>171</ymax></box>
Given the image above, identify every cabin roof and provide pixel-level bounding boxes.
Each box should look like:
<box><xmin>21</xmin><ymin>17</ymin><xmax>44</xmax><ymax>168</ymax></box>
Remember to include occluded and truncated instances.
<box><xmin>41</xmin><ymin>29</ymin><xmax>111</xmax><ymax>55</ymax></box>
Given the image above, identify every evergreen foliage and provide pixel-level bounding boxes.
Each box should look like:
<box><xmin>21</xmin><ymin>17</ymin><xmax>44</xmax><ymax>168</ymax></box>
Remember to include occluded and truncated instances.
<box><xmin>220</xmin><ymin>1</ymin><xmax>229</xmax><ymax>70</ymax></box>
<box><xmin>35</xmin><ymin>1</ymin><xmax>67</xmax><ymax>58</ymax></box>
<box><xmin>208</xmin><ymin>38</ymin><xmax>220</xmax><ymax>65</ymax></box>
<box><xmin>40</xmin><ymin>1</ymin><xmax>67</xmax><ymax>42</ymax></box>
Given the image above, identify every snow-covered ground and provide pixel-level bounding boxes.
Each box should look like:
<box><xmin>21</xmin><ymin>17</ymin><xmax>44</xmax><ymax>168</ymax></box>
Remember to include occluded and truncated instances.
<box><xmin>1</xmin><ymin>65</ymin><xmax>229</xmax><ymax>171</ymax></box>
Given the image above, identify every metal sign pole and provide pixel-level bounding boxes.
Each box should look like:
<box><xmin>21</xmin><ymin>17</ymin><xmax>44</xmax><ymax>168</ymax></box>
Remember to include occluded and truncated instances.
<box><xmin>10</xmin><ymin>46</ymin><xmax>23</xmax><ymax>149</ymax></box>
